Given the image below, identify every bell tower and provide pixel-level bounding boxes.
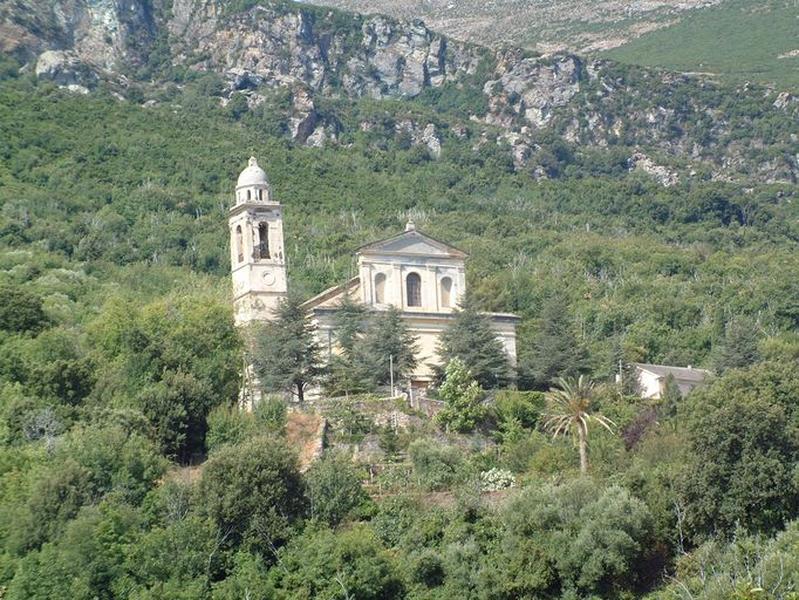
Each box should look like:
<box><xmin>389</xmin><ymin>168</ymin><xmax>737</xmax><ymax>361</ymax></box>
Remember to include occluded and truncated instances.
<box><xmin>229</xmin><ymin>157</ymin><xmax>287</xmax><ymax>326</ymax></box>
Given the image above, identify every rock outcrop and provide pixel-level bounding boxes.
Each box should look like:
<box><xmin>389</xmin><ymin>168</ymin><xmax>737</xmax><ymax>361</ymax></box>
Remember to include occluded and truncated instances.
<box><xmin>484</xmin><ymin>52</ymin><xmax>582</xmax><ymax>128</ymax></box>
<box><xmin>627</xmin><ymin>152</ymin><xmax>680</xmax><ymax>187</ymax></box>
<box><xmin>167</xmin><ymin>1</ymin><xmax>478</xmax><ymax>99</ymax></box>
<box><xmin>35</xmin><ymin>50</ymin><xmax>98</xmax><ymax>93</ymax></box>
<box><xmin>3</xmin><ymin>0</ymin><xmax>157</xmax><ymax>70</ymax></box>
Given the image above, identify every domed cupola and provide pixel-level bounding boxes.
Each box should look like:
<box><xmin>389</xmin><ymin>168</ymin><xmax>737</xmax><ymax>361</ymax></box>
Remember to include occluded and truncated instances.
<box><xmin>235</xmin><ymin>156</ymin><xmax>272</xmax><ymax>204</ymax></box>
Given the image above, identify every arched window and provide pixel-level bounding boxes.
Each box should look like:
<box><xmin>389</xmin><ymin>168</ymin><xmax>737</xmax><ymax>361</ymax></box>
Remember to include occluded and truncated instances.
<box><xmin>257</xmin><ymin>223</ymin><xmax>270</xmax><ymax>259</ymax></box>
<box><xmin>246</xmin><ymin>189</ymin><xmax>251</xmax><ymax>201</ymax></box>
<box><xmin>406</xmin><ymin>272</ymin><xmax>421</xmax><ymax>307</ymax></box>
<box><xmin>440</xmin><ymin>276</ymin><xmax>453</xmax><ymax>308</ymax></box>
<box><xmin>235</xmin><ymin>225</ymin><xmax>243</xmax><ymax>263</ymax></box>
<box><xmin>374</xmin><ymin>272</ymin><xmax>386</xmax><ymax>304</ymax></box>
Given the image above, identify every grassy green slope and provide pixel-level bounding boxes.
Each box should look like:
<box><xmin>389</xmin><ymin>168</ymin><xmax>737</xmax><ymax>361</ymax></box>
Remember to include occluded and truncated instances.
<box><xmin>604</xmin><ymin>0</ymin><xmax>799</xmax><ymax>89</ymax></box>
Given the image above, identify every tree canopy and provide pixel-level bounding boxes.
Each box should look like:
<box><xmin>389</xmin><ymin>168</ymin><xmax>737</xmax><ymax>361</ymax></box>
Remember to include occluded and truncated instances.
<box><xmin>357</xmin><ymin>306</ymin><xmax>419</xmax><ymax>389</ymax></box>
<box><xmin>436</xmin><ymin>299</ymin><xmax>512</xmax><ymax>388</ymax></box>
<box><xmin>2</xmin><ymin>47</ymin><xmax>799</xmax><ymax>600</ymax></box>
<box><xmin>252</xmin><ymin>295</ymin><xmax>323</xmax><ymax>403</ymax></box>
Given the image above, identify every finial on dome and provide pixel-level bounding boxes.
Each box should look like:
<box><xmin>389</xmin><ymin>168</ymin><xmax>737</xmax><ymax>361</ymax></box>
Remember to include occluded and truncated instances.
<box><xmin>405</xmin><ymin>219</ymin><xmax>416</xmax><ymax>232</ymax></box>
<box><xmin>248</xmin><ymin>156</ymin><xmax>258</xmax><ymax>167</ymax></box>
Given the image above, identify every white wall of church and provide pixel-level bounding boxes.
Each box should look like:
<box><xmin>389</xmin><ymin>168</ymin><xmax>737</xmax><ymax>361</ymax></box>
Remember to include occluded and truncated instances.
<box><xmin>312</xmin><ymin>299</ymin><xmax>518</xmax><ymax>383</ymax></box>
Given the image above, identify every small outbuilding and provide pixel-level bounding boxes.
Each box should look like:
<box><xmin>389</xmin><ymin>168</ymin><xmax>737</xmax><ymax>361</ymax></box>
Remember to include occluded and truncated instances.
<box><xmin>630</xmin><ymin>363</ymin><xmax>711</xmax><ymax>399</ymax></box>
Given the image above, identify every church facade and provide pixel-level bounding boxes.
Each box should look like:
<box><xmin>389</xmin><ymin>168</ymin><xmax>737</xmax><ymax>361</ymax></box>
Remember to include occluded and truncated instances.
<box><xmin>230</xmin><ymin>157</ymin><xmax>519</xmax><ymax>393</ymax></box>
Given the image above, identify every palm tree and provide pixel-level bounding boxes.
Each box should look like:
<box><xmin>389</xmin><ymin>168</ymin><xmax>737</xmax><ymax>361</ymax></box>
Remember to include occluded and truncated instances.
<box><xmin>542</xmin><ymin>375</ymin><xmax>615</xmax><ymax>474</ymax></box>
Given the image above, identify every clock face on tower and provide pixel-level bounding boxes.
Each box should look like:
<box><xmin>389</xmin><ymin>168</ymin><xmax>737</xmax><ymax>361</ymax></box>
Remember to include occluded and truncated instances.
<box><xmin>262</xmin><ymin>271</ymin><xmax>276</xmax><ymax>286</ymax></box>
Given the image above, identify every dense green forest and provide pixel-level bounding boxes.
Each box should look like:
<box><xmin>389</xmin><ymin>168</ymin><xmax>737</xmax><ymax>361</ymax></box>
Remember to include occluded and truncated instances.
<box><xmin>2</xmin><ymin>52</ymin><xmax>799</xmax><ymax>599</ymax></box>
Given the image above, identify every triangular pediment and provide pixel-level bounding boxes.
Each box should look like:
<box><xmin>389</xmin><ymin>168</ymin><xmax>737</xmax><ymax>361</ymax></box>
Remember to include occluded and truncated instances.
<box><xmin>357</xmin><ymin>230</ymin><xmax>467</xmax><ymax>258</ymax></box>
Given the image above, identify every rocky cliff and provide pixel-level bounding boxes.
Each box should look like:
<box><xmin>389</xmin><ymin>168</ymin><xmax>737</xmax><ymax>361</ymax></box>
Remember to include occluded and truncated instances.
<box><xmin>3</xmin><ymin>0</ymin><xmax>798</xmax><ymax>183</ymax></box>
<box><xmin>1</xmin><ymin>0</ymin><xmax>157</xmax><ymax>70</ymax></box>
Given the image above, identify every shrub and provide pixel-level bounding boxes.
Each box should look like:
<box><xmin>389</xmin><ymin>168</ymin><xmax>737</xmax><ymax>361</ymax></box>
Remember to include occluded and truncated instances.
<box><xmin>304</xmin><ymin>451</ymin><xmax>371</xmax><ymax>527</ymax></box>
<box><xmin>205</xmin><ymin>404</ymin><xmax>252</xmax><ymax>453</ymax></box>
<box><xmin>435</xmin><ymin>358</ymin><xmax>487</xmax><ymax>433</ymax></box>
<box><xmin>0</xmin><ymin>285</ymin><xmax>49</xmax><ymax>335</ymax></box>
<box><xmin>372</xmin><ymin>495</ymin><xmax>422</xmax><ymax>547</ymax></box>
<box><xmin>211</xmin><ymin>551</ymin><xmax>273</xmax><ymax>600</ymax></box>
<box><xmin>4</xmin><ymin>503</ymin><xmax>141</xmax><ymax>600</ymax></box>
<box><xmin>137</xmin><ymin>370</ymin><xmax>214</xmax><ymax>463</ymax></box>
<box><xmin>253</xmin><ymin>394</ymin><xmax>287</xmax><ymax>433</ymax></box>
<box><xmin>269</xmin><ymin>525</ymin><xmax>405</xmax><ymax>599</ymax></box>
<box><xmin>408</xmin><ymin>438</ymin><xmax>465</xmax><ymax>490</ymax></box>
<box><xmin>680</xmin><ymin>390</ymin><xmax>799</xmax><ymax>540</ymax></box>
<box><xmin>493</xmin><ymin>479</ymin><xmax>658</xmax><ymax>598</ymax></box>
<box><xmin>206</xmin><ymin>396</ymin><xmax>288</xmax><ymax>453</ymax></box>
<box><xmin>494</xmin><ymin>390</ymin><xmax>545</xmax><ymax>430</ymax></box>
<box><xmin>199</xmin><ymin>436</ymin><xmax>306</xmax><ymax>554</ymax></box>
<box><xmin>3</xmin><ymin>424</ymin><xmax>164</xmax><ymax>554</ymax></box>
<box><xmin>408</xmin><ymin>548</ymin><xmax>445</xmax><ymax>588</ymax></box>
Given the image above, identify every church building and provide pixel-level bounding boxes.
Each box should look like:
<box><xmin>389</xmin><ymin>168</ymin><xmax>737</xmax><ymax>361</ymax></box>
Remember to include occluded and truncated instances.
<box><xmin>230</xmin><ymin>157</ymin><xmax>519</xmax><ymax>394</ymax></box>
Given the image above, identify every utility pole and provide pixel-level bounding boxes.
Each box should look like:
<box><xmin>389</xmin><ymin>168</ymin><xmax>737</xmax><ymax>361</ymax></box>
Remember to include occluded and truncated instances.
<box><xmin>389</xmin><ymin>354</ymin><xmax>395</xmax><ymax>397</ymax></box>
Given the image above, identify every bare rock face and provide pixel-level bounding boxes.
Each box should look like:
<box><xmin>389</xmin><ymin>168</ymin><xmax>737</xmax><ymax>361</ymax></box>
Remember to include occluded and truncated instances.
<box><xmin>357</xmin><ymin>17</ymin><xmax>447</xmax><ymax>97</ymax></box>
<box><xmin>395</xmin><ymin>120</ymin><xmax>442</xmax><ymax>157</ymax></box>
<box><xmin>484</xmin><ymin>52</ymin><xmax>581</xmax><ymax>129</ymax></box>
<box><xmin>227</xmin><ymin>67</ymin><xmax>264</xmax><ymax>92</ymax></box>
<box><xmin>35</xmin><ymin>50</ymin><xmax>98</xmax><ymax>93</ymax></box>
<box><xmin>773</xmin><ymin>92</ymin><xmax>797</xmax><ymax>111</ymax></box>
<box><xmin>210</xmin><ymin>11</ymin><xmax>328</xmax><ymax>90</ymax></box>
<box><xmin>305</xmin><ymin>125</ymin><xmax>336</xmax><ymax>148</ymax></box>
<box><xmin>170</xmin><ymin>3</ymin><xmax>469</xmax><ymax>101</ymax></box>
<box><xmin>4</xmin><ymin>0</ymin><xmax>156</xmax><ymax>70</ymax></box>
<box><xmin>289</xmin><ymin>87</ymin><xmax>318</xmax><ymax>144</ymax></box>
<box><xmin>628</xmin><ymin>152</ymin><xmax>680</xmax><ymax>187</ymax></box>
<box><xmin>420</xmin><ymin>123</ymin><xmax>442</xmax><ymax>157</ymax></box>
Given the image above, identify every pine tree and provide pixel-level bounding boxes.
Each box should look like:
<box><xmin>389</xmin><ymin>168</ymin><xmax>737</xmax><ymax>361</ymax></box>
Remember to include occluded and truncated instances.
<box><xmin>713</xmin><ymin>316</ymin><xmax>761</xmax><ymax>374</ymax></box>
<box><xmin>436</xmin><ymin>299</ymin><xmax>512</xmax><ymax>389</ymax></box>
<box><xmin>325</xmin><ymin>294</ymin><xmax>370</xmax><ymax>396</ymax></box>
<box><xmin>252</xmin><ymin>295</ymin><xmax>322</xmax><ymax>403</ymax></box>
<box><xmin>521</xmin><ymin>294</ymin><xmax>588</xmax><ymax>389</ymax></box>
<box><xmin>359</xmin><ymin>306</ymin><xmax>419</xmax><ymax>389</ymax></box>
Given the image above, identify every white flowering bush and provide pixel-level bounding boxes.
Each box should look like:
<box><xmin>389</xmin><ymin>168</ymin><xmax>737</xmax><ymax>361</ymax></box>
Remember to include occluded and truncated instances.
<box><xmin>480</xmin><ymin>467</ymin><xmax>516</xmax><ymax>492</ymax></box>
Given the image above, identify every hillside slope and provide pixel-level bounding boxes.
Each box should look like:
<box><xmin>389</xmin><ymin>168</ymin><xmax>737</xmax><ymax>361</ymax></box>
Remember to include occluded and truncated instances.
<box><xmin>2</xmin><ymin>0</ymin><xmax>798</xmax><ymax>185</ymax></box>
<box><xmin>310</xmin><ymin>0</ymin><xmax>799</xmax><ymax>89</ymax></box>
<box><xmin>307</xmin><ymin>0</ymin><xmax>726</xmax><ymax>54</ymax></box>
<box><xmin>605</xmin><ymin>0</ymin><xmax>799</xmax><ymax>89</ymax></box>
<box><xmin>3</xmin><ymin>2</ymin><xmax>799</xmax><ymax>598</ymax></box>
